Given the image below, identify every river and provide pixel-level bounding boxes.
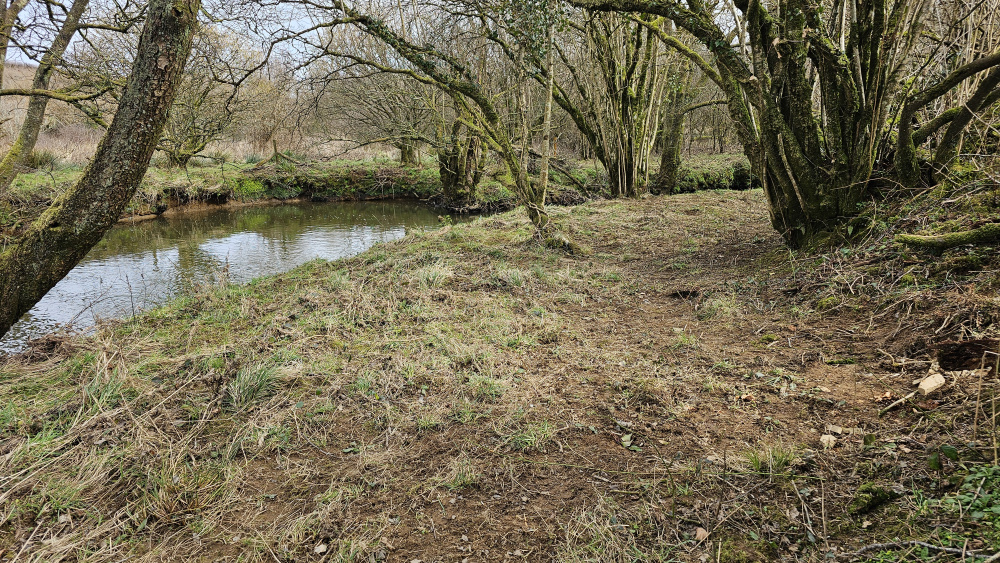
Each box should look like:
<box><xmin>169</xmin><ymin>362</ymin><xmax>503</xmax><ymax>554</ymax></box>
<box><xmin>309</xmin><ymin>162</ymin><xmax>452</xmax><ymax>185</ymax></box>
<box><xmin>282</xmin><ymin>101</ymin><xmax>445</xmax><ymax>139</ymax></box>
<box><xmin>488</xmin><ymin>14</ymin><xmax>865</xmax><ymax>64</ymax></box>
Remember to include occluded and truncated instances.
<box><xmin>1</xmin><ymin>200</ymin><xmax>454</xmax><ymax>354</ymax></box>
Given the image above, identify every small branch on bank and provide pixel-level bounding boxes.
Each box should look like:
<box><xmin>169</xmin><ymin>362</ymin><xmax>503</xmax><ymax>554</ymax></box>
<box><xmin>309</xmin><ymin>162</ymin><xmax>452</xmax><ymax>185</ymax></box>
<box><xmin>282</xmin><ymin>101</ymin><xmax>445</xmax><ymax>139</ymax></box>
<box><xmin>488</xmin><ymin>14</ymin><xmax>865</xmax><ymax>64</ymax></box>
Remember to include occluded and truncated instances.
<box><xmin>526</xmin><ymin>149</ymin><xmax>587</xmax><ymax>191</ymax></box>
<box><xmin>252</xmin><ymin>140</ymin><xmax>306</xmax><ymax>171</ymax></box>
<box><xmin>896</xmin><ymin>223</ymin><xmax>1000</xmax><ymax>254</ymax></box>
<box><xmin>878</xmin><ymin>391</ymin><xmax>916</xmax><ymax>416</ymax></box>
<box><xmin>853</xmin><ymin>540</ymin><xmax>981</xmax><ymax>558</ymax></box>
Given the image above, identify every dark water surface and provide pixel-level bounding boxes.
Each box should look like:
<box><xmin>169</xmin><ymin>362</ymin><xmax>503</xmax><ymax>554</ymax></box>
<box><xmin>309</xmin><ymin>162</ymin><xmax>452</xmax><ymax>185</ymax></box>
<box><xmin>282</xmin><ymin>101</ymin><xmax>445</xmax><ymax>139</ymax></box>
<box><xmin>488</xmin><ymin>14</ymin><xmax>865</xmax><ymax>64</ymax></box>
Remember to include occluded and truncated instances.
<box><xmin>2</xmin><ymin>200</ymin><xmax>450</xmax><ymax>353</ymax></box>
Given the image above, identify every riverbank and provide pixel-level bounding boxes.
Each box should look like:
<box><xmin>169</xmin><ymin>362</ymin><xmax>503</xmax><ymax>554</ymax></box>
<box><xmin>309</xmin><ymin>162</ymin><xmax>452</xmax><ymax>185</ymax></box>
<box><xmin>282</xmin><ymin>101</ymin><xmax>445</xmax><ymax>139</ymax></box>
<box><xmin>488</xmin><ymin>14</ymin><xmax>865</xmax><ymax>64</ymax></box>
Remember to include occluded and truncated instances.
<box><xmin>0</xmin><ymin>157</ymin><xmax>599</xmax><ymax>242</ymax></box>
<box><xmin>1</xmin><ymin>190</ymin><xmax>998</xmax><ymax>561</ymax></box>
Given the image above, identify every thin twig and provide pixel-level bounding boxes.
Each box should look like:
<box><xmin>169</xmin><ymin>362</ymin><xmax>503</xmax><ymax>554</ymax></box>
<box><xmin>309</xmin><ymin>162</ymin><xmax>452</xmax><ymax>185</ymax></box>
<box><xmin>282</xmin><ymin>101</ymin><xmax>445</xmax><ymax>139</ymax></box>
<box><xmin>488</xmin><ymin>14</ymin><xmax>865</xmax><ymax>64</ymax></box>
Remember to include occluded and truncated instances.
<box><xmin>854</xmin><ymin>541</ymin><xmax>980</xmax><ymax>557</ymax></box>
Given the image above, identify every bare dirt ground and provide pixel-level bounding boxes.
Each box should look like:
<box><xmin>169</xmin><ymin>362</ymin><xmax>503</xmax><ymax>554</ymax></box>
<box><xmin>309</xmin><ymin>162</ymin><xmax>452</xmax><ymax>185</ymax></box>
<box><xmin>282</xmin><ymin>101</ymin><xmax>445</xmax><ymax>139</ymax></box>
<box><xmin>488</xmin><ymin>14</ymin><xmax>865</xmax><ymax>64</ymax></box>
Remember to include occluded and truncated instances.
<box><xmin>1</xmin><ymin>191</ymin><xmax>998</xmax><ymax>562</ymax></box>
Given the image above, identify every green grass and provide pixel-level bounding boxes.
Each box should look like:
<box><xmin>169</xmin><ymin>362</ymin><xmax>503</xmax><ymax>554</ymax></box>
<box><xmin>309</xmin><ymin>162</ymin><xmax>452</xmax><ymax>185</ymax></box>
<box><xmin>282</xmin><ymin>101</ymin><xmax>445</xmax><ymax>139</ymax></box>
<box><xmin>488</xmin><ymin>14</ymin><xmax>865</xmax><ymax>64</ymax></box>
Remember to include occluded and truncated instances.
<box><xmin>223</xmin><ymin>364</ymin><xmax>278</xmax><ymax>413</ymax></box>
<box><xmin>2</xmin><ymin>190</ymin><xmax>994</xmax><ymax>560</ymax></box>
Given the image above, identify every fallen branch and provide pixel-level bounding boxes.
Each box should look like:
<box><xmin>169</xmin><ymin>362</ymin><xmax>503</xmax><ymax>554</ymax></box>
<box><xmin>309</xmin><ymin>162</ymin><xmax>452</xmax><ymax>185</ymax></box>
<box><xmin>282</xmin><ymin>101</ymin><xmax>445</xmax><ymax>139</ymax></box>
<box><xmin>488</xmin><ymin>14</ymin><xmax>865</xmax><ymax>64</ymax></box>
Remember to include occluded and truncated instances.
<box><xmin>527</xmin><ymin>149</ymin><xmax>588</xmax><ymax>191</ymax></box>
<box><xmin>879</xmin><ymin>391</ymin><xmax>916</xmax><ymax>416</ymax></box>
<box><xmin>854</xmin><ymin>540</ymin><xmax>980</xmax><ymax>557</ymax></box>
<box><xmin>251</xmin><ymin>140</ymin><xmax>306</xmax><ymax>171</ymax></box>
<box><xmin>897</xmin><ymin>223</ymin><xmax>1000</xmax><ymax>254</ymax></box>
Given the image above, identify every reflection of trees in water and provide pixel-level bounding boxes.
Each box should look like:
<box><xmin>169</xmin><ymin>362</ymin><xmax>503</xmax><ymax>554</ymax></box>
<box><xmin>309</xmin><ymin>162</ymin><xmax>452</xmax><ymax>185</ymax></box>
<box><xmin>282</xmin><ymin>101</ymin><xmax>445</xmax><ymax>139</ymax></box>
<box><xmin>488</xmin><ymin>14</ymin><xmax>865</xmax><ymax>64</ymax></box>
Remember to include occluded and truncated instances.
<box><xmin>88</xmin><ymin>201</ymin><xmax>444</xmax><ymax>259</ymax></box>
<box><xmin>172</xmin><ymin>239</ymin><xmax>222</xmax><ymax>293</ymax></box>
<box><xmin>2</xmin><ymin>201</ymin><xmax>456</xmax><ymax>352</ymax></box>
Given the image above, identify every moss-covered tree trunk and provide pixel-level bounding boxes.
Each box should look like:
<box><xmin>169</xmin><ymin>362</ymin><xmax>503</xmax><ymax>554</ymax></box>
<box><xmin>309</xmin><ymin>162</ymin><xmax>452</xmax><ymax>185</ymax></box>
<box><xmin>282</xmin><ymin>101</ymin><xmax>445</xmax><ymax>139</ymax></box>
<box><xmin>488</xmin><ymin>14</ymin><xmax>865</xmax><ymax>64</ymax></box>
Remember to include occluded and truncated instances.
<box><xmin>0</xmin><ymin>0</ymin><xmax>89</xmax><ymax>193</ymax></box>
<box><xmin>0</xmin><ymin>0</ymin><xmax>201</xmax><ymax>340</ymax></box>
<box><xmin>653</xmin><ymin>110</ymin><xmax>684</xmax><ymax>194</ymax></box>
<box><xmin>932</xmin><ymin>68</ymin><xmax>1000</xmax><ymax>179</ymax></box>
<box><xmin>399</xmin><ymin>142</ymin><xmax>419</xmax><ymax>166</ymax></box>
<box><xmin>438</xmin><ymin>129</ymin><xmax>483</xmax><ymax>206</ymax></box>
<box><xmin>571</xmin><ymin>0</ymin><xmax>922</xmax><ymax>246</ymax></box>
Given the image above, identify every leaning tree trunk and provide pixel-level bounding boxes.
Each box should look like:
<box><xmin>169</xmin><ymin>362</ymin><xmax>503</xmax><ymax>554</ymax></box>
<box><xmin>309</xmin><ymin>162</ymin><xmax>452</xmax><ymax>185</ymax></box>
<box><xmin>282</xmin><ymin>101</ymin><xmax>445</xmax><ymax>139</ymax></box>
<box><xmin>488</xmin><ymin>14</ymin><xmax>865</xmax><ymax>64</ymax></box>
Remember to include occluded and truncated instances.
<box><xmin>933</xmin><ymin>67</ymin><xmax>1000</xmax><ymax>179</ymax></box>
<box><xmin>0</xmin><ymin>0</ymin><xmax>89</xmax><ymax>193</ymax></box>
<box><xmin>0</xmin><ymin>0</ymin><xmax>201</xmax><ymax>339</ymax></box>
<box><xmin>0</xmin><ymin>1</ymin><xmax>30</xmax><ymax>88</ymax></box>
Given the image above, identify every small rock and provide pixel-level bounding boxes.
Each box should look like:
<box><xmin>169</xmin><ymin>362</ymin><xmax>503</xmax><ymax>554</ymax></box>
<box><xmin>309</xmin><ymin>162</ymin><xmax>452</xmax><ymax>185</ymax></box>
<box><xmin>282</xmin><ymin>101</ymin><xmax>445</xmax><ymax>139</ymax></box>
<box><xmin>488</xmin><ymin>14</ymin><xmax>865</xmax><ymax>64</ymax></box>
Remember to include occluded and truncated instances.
<box><xmin>695</xmin><ymin>527</ymin><xmax>710</xmax><ymax>541</ymax></box>
<box><xmin>820</xmin><ymin>435</ymin><xmax>836</xmax><ymax>449</ymax></box>
<box><xmin>918</xmin><ymin>373</ymin><xmax>946</xmax><ymax>396</ymax></box>
<box><xmin>314</xmin><ymin>544</ymin><xmax>327</xmax><ymax>554</ymax></box>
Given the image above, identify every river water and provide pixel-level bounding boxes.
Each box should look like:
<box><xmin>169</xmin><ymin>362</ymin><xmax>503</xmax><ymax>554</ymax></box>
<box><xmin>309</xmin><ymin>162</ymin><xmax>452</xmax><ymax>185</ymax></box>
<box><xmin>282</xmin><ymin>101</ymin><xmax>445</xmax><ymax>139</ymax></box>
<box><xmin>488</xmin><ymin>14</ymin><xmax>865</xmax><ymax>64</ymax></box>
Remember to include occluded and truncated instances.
<box><xmin>1</xmin><ymin>200</ymin><xmax>451</xmax><ymax>354</ymax></box>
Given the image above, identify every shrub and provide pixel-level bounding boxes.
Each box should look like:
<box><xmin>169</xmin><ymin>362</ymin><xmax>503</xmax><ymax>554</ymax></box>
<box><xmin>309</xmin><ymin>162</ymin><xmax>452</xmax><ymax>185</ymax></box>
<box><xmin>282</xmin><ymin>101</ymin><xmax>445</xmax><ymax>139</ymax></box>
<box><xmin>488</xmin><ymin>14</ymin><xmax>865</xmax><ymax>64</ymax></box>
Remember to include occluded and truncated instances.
<box><xmin>25</xmin><ymin>150</ymin><xmax>58</xmax><ymax>169</ymax></box>
<box><xmin>672</xmin><ymin>154</ymin><xmax>758</xmax><ymax>193</ymax></box>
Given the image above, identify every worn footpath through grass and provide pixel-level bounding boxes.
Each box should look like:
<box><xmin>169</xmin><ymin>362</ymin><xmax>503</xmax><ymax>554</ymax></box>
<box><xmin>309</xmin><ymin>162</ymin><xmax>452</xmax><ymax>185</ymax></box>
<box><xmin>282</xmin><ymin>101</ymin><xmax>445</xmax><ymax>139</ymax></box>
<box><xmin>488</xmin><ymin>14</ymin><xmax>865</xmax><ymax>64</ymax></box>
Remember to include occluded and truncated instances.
<box><xmin>1</xmin><ymin>190</ymin><xmax>999</xmax><ymax>562</ymax></box>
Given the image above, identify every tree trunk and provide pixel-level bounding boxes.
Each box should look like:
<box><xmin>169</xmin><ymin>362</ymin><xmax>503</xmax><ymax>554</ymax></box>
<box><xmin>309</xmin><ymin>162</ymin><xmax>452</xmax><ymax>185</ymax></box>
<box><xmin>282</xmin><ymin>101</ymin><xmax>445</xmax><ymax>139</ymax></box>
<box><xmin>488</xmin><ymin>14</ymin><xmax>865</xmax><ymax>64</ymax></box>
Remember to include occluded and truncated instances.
<box><xmin>652</xmin><ymin>111</ymin><xmax>684</xmax><ymax>194</ymax></box>
<box><xmin>438</xmin><ymin>132</ymin><xmax>483</xmax><ymax>206</ymax></box>
<box><xmin>0</xmin><ymin>1</ymin><xmax>30</xmax><ymax>88</ymax></box>
<box><xmin>0</xmin><ymin>0</ymin><xmax>201</xmax><ymax>340</ymax></box>
<box><xmin>165</xmin><ymin>151</ymin><xmax>194</xmax><ymax>168</ymax></box>
<box><xmin>933</xmin><ymin>68</ymin><xmax>1000</xmax><ymax>179</ymax></box>
<box><xmin>399</xmin><ymin>142</ymin><xmax>419</xmax><ymax>166</ymax></box>
<box><xmin>538</xmin><ymin>15</ymin><xmax>555</xmax><ymax>200</ymax></box>
<box><xmin>0</xmin><ymin>0</ymin><xmax>89</xmax><ymax>193</ymax></box>
<box><xmin>897</xmin><ymin>223</ymin><xmax>1000</xmax><ymax>255</ymax></box>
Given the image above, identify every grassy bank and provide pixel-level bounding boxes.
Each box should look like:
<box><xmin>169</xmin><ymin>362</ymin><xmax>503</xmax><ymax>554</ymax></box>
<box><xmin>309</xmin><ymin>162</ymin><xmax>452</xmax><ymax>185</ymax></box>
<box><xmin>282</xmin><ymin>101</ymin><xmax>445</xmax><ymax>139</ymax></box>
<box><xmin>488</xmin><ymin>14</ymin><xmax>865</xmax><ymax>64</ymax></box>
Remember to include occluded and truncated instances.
<box><xmin>0</xmin><ymin>156</ymin><xmax>597</xmax><ymax>245</ymax></box>
<box><xmin>1</xmin><ymin>190</ymin><xmax>998</xmax><ymax>561</ymax></box>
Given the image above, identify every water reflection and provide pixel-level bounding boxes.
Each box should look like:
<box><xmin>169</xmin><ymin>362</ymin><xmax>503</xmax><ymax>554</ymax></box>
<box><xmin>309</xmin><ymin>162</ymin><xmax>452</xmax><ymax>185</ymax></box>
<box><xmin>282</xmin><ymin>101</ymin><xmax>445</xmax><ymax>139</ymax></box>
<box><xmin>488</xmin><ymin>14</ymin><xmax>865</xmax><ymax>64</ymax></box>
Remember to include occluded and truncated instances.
<box><xmin>2</xmin><ymin>200</ymin><xmax>450</xmax><ymax>353</ymax></box>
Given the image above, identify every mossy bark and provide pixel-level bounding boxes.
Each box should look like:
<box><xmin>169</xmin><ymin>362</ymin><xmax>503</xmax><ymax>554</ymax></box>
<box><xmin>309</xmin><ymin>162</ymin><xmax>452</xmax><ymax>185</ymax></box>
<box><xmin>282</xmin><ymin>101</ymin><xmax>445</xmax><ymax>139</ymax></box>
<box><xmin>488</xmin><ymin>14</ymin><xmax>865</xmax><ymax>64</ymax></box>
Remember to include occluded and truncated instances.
<box><xmin>0</xmin><ymin>0</ymin><xmax>201</xmax><ymax>339</ymax></box>
<box><xmin>0</xmin><ymin>0</ymin><xmax>89</xmax><ymax>193</ymax></box>
<box><xmin>653</xmin><ymin>111</ymin><xmax>684</xmax><ymax>195</ymax></box>
<box><xmin>897</xmin><ymin>224</ymin><xmax>1000</xmax><ymax>255</ymax></box>
<box><xmin>933</xmin><ymin>68</ymin><xmax>1000</xmax><ymax>179</ymax></box>
<box><xmin>897</xmin><ymin>50</ymin><xmax>1000</xmax><ymax>188</ymax></box>
<box><xmin>568</xmin><ymin>0</ymin><xmax>946</xmax><ymax>246</ymax></box>
<box><xmin>399</xmin><ymin>142</ymin><xmax>419</xmax><ymax>166</ymax></box>
<box><xmin>438</xmin><ymin>131</ymin><xmax>483</xmax><ymax>206</ymax></box>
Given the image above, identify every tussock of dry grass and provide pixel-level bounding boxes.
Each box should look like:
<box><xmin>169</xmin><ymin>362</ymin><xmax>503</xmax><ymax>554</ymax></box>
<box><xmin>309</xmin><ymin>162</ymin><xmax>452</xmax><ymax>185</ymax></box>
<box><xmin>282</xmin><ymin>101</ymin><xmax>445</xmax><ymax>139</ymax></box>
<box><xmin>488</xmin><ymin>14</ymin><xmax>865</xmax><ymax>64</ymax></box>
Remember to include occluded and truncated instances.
<box><xmin>1</xmin><ymin>192</ymin><xmax>999</xmax><ymax>561</ymax></box>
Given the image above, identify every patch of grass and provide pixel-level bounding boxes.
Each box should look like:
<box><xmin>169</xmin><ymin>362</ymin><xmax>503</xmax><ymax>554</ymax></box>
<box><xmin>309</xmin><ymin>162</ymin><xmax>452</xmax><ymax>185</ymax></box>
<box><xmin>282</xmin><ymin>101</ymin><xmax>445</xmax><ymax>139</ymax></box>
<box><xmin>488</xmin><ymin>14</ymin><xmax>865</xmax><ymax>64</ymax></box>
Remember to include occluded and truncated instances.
<box><xmin>223</xmin><ymin>364</ymin><xmax>277</xmax><ymax>412</ymax></box>
<box><xmin>669</xmin><ymin>330</ymin><xmax>699</xmax><ymax>350</ymax></box>
<box><xmin>745</xmin><ymin>444</ymin><xmax>797</xmax><ymax>476</ymax></box>
<box><xmin>416</xmin><ymin>412</ymin><xmax>444</xmax><ymax>432</ymax></box>
<box><xmin>697</xmin><ymin>294</ymin><xmax>742</xmax><ymax>320</ymax></box>
<box><xmin>436</xmin><ymin>454</ymin><xmax>481</xmax><ymax>491</ymax></box>
<box><xmin>413</xmin><ymin>265</ymin><xmax>452</xmax><ymax>288</ymax></box>
<box><xmin>494</xmin><ymin>267</ymin><xmax>527</xmax><ymax>288</ymax></box>
<box><xmin>505</xmin><ymin>420</ymin><xmax>555</xmax><ymax>451</ymax></box>
<box><xmin>449</xmin><ymin>399</ymin><xmax>485</xmax><ymax>423</ymax></box>
<box><xmin>555</xmin><ymin>498</ymin><xmax>684</xmax><ymax>562</ymax></box>
<box><xmin>468</xmin><ymin>375</ymin><xmax>505</xmax><ymax>402</ymax></box>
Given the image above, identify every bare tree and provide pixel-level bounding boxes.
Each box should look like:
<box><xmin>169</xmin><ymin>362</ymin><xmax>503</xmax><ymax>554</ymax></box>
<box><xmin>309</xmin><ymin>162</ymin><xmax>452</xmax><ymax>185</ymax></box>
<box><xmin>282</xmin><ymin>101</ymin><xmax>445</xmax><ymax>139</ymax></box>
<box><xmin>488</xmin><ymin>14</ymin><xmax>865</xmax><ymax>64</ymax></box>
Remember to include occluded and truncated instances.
<box><xmin>570</xmin><ymin>0</ymin><xmax>1000</xmax><ymax>246</ymax></box>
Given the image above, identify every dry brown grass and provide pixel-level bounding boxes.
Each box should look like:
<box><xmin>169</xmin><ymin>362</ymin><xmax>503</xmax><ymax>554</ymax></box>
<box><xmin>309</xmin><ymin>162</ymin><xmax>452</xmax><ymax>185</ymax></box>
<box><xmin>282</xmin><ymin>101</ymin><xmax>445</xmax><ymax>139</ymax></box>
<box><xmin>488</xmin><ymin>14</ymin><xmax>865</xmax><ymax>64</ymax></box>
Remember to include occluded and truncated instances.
<box><xmin>1</xmin><ymin>192</ymin><xmax>999</xmax><ymax>561</ymax></box>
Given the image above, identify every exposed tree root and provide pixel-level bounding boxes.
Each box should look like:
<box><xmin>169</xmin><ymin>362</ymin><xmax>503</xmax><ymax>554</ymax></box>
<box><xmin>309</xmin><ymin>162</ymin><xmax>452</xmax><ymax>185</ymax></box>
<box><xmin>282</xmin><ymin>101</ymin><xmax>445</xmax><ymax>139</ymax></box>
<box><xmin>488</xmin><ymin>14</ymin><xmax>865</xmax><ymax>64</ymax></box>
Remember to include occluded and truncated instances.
<box><xmin>896</xmin><ymin>223</ymin><xmax>1000</xmax><ymax>254</ymax></box>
